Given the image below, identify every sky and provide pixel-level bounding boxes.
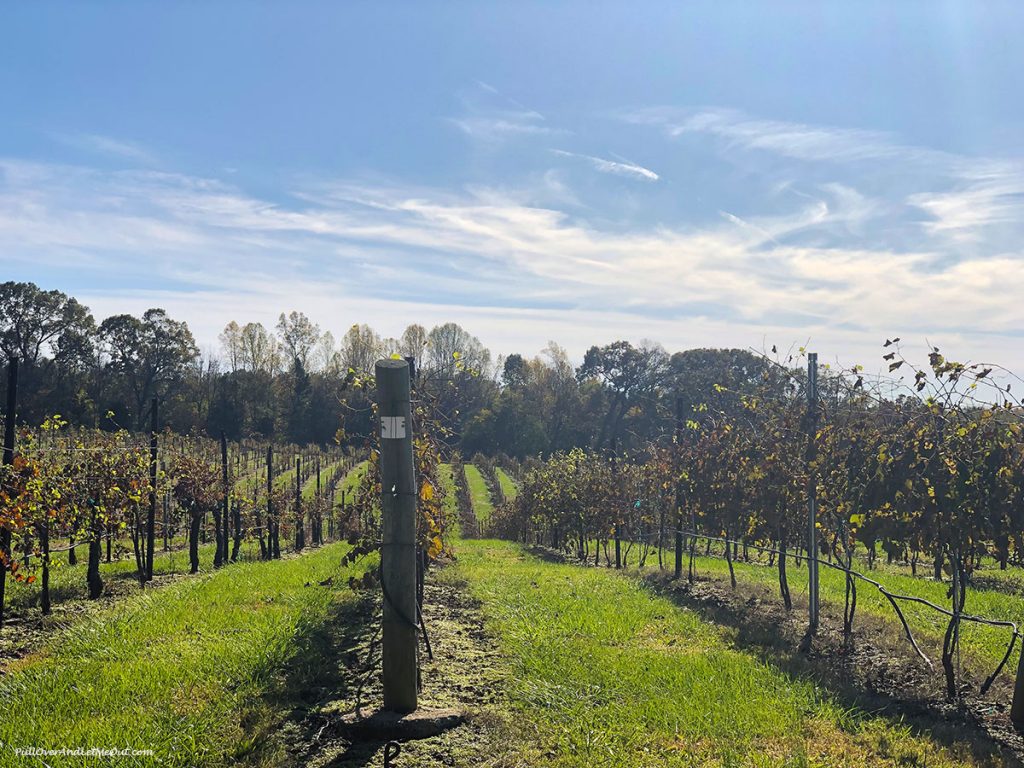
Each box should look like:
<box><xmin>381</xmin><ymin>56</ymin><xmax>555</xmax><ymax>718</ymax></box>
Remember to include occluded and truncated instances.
<box><xmin>2</xmin><ymin>1</ymin><xmax>1024</xmax><ymax>374</ymax></box>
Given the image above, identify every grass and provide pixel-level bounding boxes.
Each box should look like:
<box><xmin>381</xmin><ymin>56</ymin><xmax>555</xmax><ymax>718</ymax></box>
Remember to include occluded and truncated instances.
<box><xmin>455</xmin><ymin>539</ymin><xmax>1003</xmax><ymax>767</ymax></box>
<box><xmin>0</xmin><ymin>542</ymin><xmax>371</xmax><ymax>768</ymax></box>
<box><xmin>495</xmin><ymin>467</ymin><xmax>518</xmax><ymax>502</ymax></box>
<box><xmin>299</xmin><ymin>457</ymin><xmax>347</xmax><ymax>501</ymax></box>
<box><xmin>335</xmin><ymin>460</ymin><xmax>368</xmax><ymax>501</ymax></box>
<box><xmin>638</xmin><ymin>542</ymin><xmax>1024</xmax><ymax>677</ymax></box>
<box><xmin>463</xmin><ymin>465</ymin><xmax>494</xmax><ymax>524</ymax></box>
<box><xmin>4</xmin><ymin>537</ymin><xmax>265</xmax><ymax>613</ymax></box>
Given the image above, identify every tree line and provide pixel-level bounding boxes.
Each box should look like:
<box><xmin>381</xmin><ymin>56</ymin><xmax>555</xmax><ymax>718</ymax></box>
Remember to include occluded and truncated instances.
<box><xmin>2</xmin><ymin>280</ymin><xmax>775</xmax><ymax>456</ymax></box>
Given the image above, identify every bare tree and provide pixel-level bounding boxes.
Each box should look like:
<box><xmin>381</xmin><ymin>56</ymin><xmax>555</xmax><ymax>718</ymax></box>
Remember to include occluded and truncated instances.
<box><xmin>276</xmin><ymin>311</ymin><xmax>320</xmax><ymax>369</ymax></box>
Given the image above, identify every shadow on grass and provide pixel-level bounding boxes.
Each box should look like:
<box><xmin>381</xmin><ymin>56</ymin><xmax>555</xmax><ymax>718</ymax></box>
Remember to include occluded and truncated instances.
<box><xmin>237</xmin><ymin>588</ymin><xmax>385</xmax><ymax>768</ymax></box>
<box><xmin>644</xmin><ymin>570</ymin><xmax>1024</xmax><ymax>766</ymax></box>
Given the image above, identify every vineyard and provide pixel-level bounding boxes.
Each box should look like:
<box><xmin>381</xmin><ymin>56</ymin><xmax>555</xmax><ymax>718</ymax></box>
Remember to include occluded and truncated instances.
<box><xmin>5</xmin><ymin>332</ymin><xmax>1024</xmax><ymax>766</ymax></box>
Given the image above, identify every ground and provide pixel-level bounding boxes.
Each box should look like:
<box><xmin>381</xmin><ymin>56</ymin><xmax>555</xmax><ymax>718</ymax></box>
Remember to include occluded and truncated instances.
<box><xmin>3</xmin><ymin>538</ymin><xmax>1024</xmax><ymax>767</ymax></box>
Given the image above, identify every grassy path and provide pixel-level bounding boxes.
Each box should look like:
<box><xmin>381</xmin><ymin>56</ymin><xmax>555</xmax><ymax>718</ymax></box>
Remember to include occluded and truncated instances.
<box><xmin>495</xmin><ymin>467</ymin><xmax>518</xmax><ymax>502</ymax></box>
<box><xmin>463</xmin><ymin>465</ymin><xmax>494</xmax><ymax>524</ymax></box>
<box><xmin>0</xmin><ymin>542</ymin><xmax>371</xmax><ymax>768</ymax></box>
<box><xmin>455</xmin><ymin>539</ymin><xmax>1004</xmax><ymax>767</ymax></box>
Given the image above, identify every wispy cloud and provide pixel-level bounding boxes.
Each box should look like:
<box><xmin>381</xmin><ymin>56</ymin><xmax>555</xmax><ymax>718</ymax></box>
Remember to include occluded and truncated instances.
<box><xmin>450</xmin><ymin>113</ymin><xmax>558</xmax><ymax>140</ymax></box>
<box><xmin>50</xmin><ymin>132</ymin><xmax>156</xmax><ymax>164</ymax></box>
<box><xmin>624</xmin><ymin>106</ymin><xmax>1024</xmax><ymax>246</ymax></box>
<box><xmin>550</xmin><ymin>149</ymin><xmax>659</xmax><ymax>181</ymax></box>
<box><xmin>908</xmin><ymin>171</ymin><xmax>1024</xmax><ymax>239</ymax></box>
<box><xmin>4</xmin><ymin>156</ymin><xmax>1024</xmax><ymax>366</ymax></box>
<box><xmin>450</xmin><ymin>80</ymin><xmax>562</xmax><ymax>141</ymax></box>
<box><xmin>622</xmin><ymin>106</ymin><xmax>927</xmax><ymax>165</ymax></box>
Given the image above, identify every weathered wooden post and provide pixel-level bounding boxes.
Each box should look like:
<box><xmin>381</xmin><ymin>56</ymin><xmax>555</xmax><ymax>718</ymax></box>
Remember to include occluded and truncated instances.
<box><xmin>295</xmin><ymin>457</ymin><xmax>304</xmax><ymax>551</ymax></box>
<box><xmin>376</xmin><ymin>358</ymin><xmax>418</xmax><ymax>713</ymax></box>
<box><xmin>807</xmin><ymin>352</ymin><xmax>820</xmax><ymax>633</ymax></box>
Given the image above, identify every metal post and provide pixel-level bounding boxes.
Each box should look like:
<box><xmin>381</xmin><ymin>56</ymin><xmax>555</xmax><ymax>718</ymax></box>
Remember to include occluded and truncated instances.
<box><xmin>376</xmin><ymin>358</ymin><xmax>419</xmax><ymax>713</ymax></box>
<box><xmin>807</xmin><ymin>352</ymin><xmax>820</xmax><ymax>632</ymax></box>
<box><xmin>0</xmin><ymin>358</ymin><xmax>18</xmax><ymax>627</ymax></box>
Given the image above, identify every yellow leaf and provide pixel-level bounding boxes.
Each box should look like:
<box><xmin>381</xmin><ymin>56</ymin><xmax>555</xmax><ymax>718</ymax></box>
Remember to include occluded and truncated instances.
<box><xmin>419</xmin><ymin>481</ymin><xmax>434</xmax><ymax>502</ymax></box>
<box><xmin>427</xmin><ymin>535</ymin><xmax>443</xmax><ymax>559</ymax></box>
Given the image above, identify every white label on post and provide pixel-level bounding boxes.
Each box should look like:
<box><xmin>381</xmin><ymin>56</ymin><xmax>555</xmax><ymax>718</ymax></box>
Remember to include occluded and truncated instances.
<box><xmin>380</xmin><ymin>416</ymin><xmax>406</xmax><ymax>439</ymax></box>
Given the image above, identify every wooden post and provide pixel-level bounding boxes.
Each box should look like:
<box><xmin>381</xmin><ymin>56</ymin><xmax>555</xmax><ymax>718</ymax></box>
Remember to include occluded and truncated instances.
<box><xmin>807</xmin><ymin>352</ymin><xmax>820</xmax><ymax>633</ymax></box>
<box><xmin>612</xmin><ymin>440</ymin><xmax>621</xmax><ymax>569</ymax></box>
<box><xmin>0</xmin><ymin>357</ymin><xmax>18</xmax><ymax>627</ymax></box>
<box><xmin>295</xmin><ymin>457</ymin><xmax>304</xmax><ymax>551</ymax></box>
<box><xmin>674</xmin><ymin>394</ymin><xmax>684</xmax><ymax>579</ymax></box>
<box><xmin>231</xmin><ymin>442</ymin><xmax>242</xmax><ymax>561</ymax></box>
<box><xmin>376</xmin><ymin>358</ymin><xmax>418</xmax><ymax>713</ymax></box>
<box><xmin>220</xmin><ymin>432</ymin><xmax>230</xmax><ymax>564</ymax></box>
<box><xmin>267</xmin><ymin>446</ymin><xmax>278</xmax><ymax>559</ymax></box>
<box><xmin>146</xmin><ymin>397</ymin><xmax>157</xmax><ymax>581</ymax></box>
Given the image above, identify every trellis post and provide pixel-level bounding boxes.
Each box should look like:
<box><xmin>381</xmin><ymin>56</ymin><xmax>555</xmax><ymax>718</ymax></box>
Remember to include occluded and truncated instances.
<box><xmin>376</xmin><ymin>358</ymin><xmax>419</xmax><ymax>713</ymax></box>
<box><xmin>147</xmin><ymin>397</ymin><xmax>157</xmax><ymax>581</ymax></box>
<box><xmin>807</xmin><ymin>352</ymin><xmax>820</xmax><ymax>633</ymax></box>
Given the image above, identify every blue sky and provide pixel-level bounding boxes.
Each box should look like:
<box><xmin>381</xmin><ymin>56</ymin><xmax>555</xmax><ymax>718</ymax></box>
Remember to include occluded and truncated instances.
<box><xmin>3</xmin><ymin>1</ymin><xmax>1024</xmax><ymax>371</ymax></box>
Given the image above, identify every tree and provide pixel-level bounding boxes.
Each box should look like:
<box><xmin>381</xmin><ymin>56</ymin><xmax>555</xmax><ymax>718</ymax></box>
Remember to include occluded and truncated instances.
<box><xmin>239</xmin><ymin>322</ymin><xmax>280</xmax><ymax>373</ymax></box>
<box><xmin>276</xmin><ymin>311</ymin><xmax>320</xmax><ymax>370</ymax></box>
<box><xmin>99</xmin><ymin>309</ymin><xmax>199</xmax><ymax>428</ymax></box>
<box><xmin>400</xmin><ymin>324</ymin><xmax>428</xmax><ymax>371</ymax></box>
<box><xmin>577</xmin><ymin>340</ymin><xmax>670</xmax><ymax>449</ymax></box>
<box><xmin>219</xmin><ymin>321</ymin><xmax>243</xmax><ymax>372</ymax></box>
<box><xmin>341</xmin><ymin>324</ymin><xmax>383</xmax><ymax>375</ymax></box>
<box><xmin>426</xmin><ymin>322</ymin><xmax>490</xmax><ymax>378</ymax></box>
<box><xmin>0</xmin><ymin>281</ymin><xmax>94</xmax><ymax>366</ymax></box>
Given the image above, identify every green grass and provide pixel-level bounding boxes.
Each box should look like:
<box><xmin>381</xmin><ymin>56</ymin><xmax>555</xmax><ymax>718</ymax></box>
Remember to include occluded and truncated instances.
<box><xmin>335</xmin><ymin>460</ymin><xmax>368</xmax><ymax>501</ymax></box>
<box><xmin>299</xmin><ymin>458</ymin><xmax>347</xmax><ymax>501</ymax></box>
<box><xmin>669</xmin><ymin>545</ymin><xmax>1023</xmax><ymax>676</ymax></box>
<box><xmin>464</xmin><ymin>465</ymin><xmax>494</xmax><ymax>524</ymax></box>
<box><xmin>5</xmin><ymin>537</ymin><xmax>270</xmax><ymax>613</ymax></box>
<box><xmin>453</xmin><ymin>540</ymin><xmax>997</xmax><ymax>767</ymax></box>
<box><xmin>0</xmin><ymin>542</ymin><xmax>371</xmax><ymax>768</ymax></box>
<box><xmin>495</xmin><ymin>468</ymin><xmax>518</xmax><ymax>502</ymax></box>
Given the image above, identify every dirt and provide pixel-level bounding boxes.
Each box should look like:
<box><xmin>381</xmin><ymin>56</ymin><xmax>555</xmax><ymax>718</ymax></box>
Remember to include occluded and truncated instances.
<box><xmin>644</xmin><ymin>567</ymin><xmax>1024</xmax><ymax>766</ymax></box>
<box><xmin>264</xmin><ymin>563</ymin><xmax>512</xmax><ymax>768</ymax></box>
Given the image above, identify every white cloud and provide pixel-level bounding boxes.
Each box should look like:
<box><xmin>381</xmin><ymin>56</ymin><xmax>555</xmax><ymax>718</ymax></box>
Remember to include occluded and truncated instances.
<box><xmin>908</xmin><ymin>169</ymin><xmax>1024</xmax><ymax>238</ymax></box>
<box><xmin>3</xmin><ymin>152</ymin><xmax>1024</xmax><ymax>371</ymax></box>
<box><xmin>550</xmin><ymin>149</ymin><xmax>659</xmax><ymax>181</ymax></box>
